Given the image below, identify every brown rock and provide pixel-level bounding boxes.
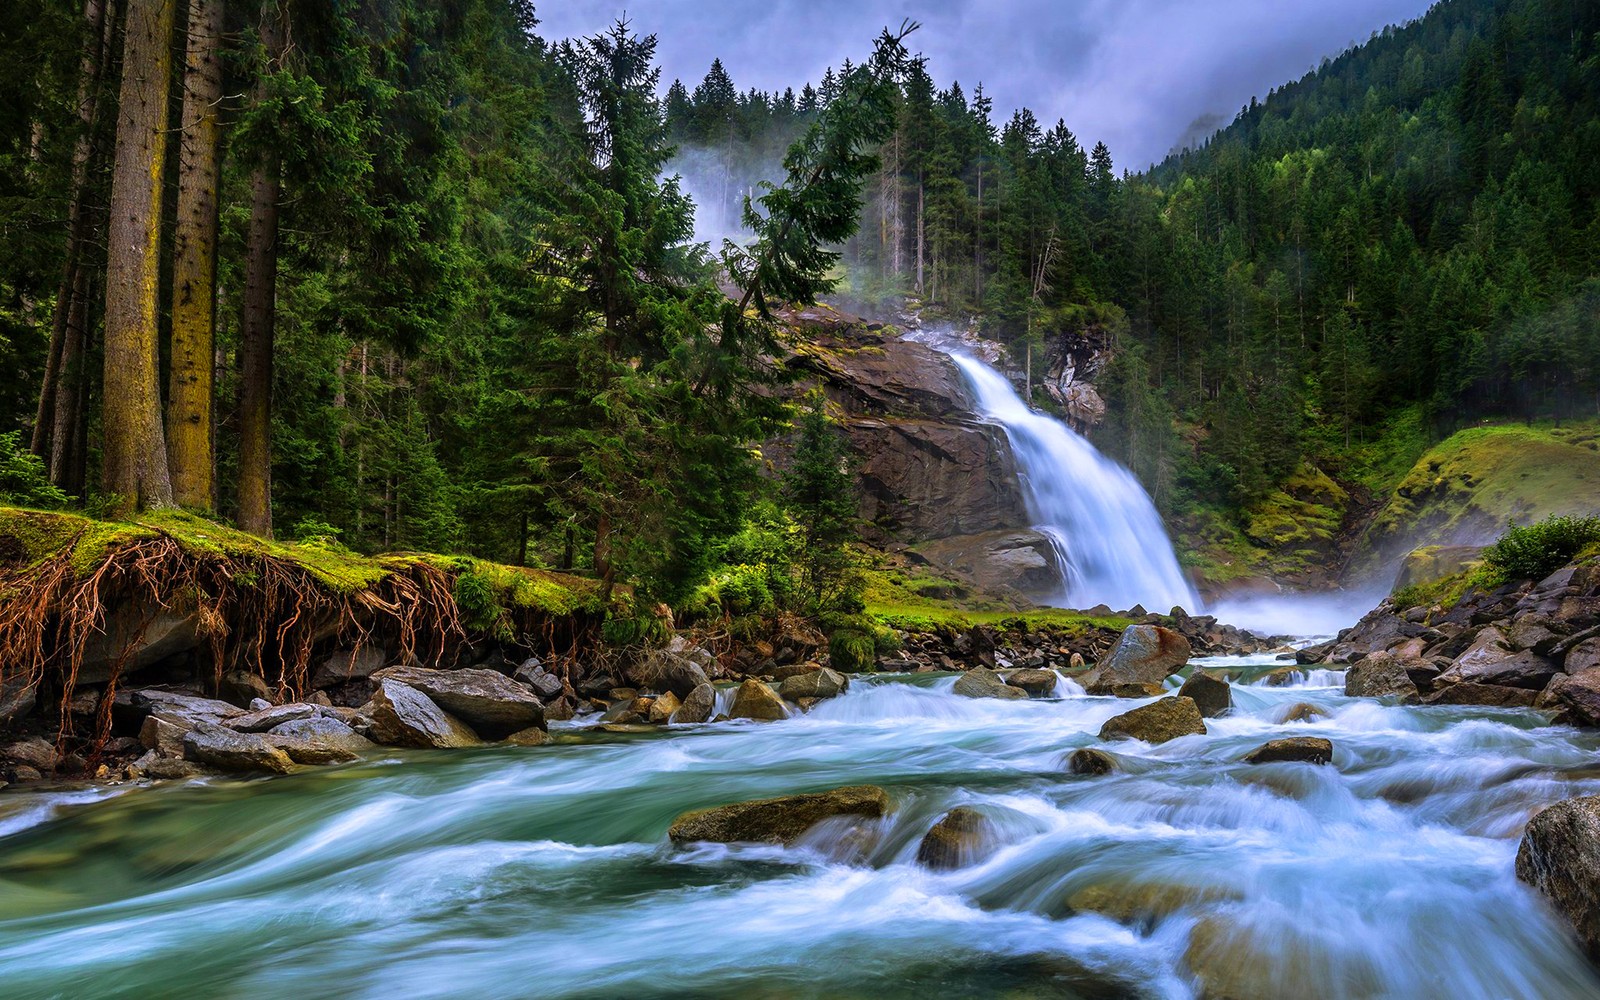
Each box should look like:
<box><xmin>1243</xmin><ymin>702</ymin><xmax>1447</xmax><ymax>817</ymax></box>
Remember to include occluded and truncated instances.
<box><xmin>1277</xmin><ymin>702</ymin><xmax>1327</xmax><ymax>724</ymax></box>
<box><xmin>1423</xmin><ymin>683</ymin><xmax>1538</xmax><ymax>708</ymax></box>
<box><xmin>1097</xmin><ymin>697</ymin><xmax>1206</xmax><ymax>744</ymax></box>
<box><xmin>1004</xmin><ymin>668</ymin><xmax>1061</xmax><ymax>697</ymax></box>
<box><xmin>1096</xmin><ymin>624</ymin><xmax>1192</xmax><ymax>686</ymax></box>
<box><xmin>1177</xmin><ymin>671</ymin><xmax>1232</xmax><ymax>718</ymax></box>
<box><xmin>953</xmin><ymin>667</ymin><xmax>1027</xmax><ymax>700</ymax></box>
<box><xmin>1242</xmin><ymin>736</ymin><xmax>1333</xmax><ymax>765</ymax></box>
<box><xmin>672</xmin><ymin>683</ymin><xmax>718</xmax><ymax>724</ymax></box>
<box><xmin>182</xmin><ymin>722</ymin><xmax>296</xmax><ymax>774</ymax></box>
<box><xmin>503</xmin><ymin>727</ymin><xmax>551</xmax><ymax>746</ymax></box>
<box><xmin>1068</xmin><ymin>747</ymin><xmax>1116</xmax><ymax>775</ymax></box>
<box><xmin>778</xmin><ymin>667</ymin><xmax>848</xmax><ymax>701</ymax></box>
<box><xmin>667</xmin><ymin>785</ymin><xmax>889</xmax><ymax>845</ymax></box>
<box><xmin>916</xmin><ymin>806</ymin><xmax>991</xmax><ymax>869</ymax></box>
<box><xmin>1344</xmin><ymin>654</ymin><xmax>1421</xmax><ymax>702</ymax></box>
<box><xmin>728</xmin><ymin>679</ymin><xmax>788</xmax><ymax>721</ymax></box>
<box><xmin>648</xmin><ymin>691</ymin><xmax>681</xmax><ymax>723</ymax></box>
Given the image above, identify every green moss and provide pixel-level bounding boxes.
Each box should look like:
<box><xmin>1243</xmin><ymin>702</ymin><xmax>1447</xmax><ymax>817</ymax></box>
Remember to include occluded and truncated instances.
<box><xmin>828</xmin><ymin>629</ymin><xmax>877</xmax><ymax>671</ymax></box>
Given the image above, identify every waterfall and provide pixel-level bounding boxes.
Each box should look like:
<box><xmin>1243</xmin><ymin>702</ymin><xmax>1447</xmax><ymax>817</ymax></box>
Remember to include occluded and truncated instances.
<box><xmin>947</xmin><ymin>352</ymin><xmax>1200</xmax><ymax>614</ymax></box>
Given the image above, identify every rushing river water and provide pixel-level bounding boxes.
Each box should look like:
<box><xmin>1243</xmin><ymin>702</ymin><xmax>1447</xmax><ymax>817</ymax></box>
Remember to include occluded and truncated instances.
<box><xmin>1</xmin><ymin>662</ymin><xmax>1598</xmax><ymax>999</ymax></box>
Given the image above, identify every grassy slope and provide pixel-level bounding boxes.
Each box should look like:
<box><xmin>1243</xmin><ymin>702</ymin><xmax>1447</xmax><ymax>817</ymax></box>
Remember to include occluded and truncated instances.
<box><xmin>860</xmin><ymin>554</ymin><xmax>1133</xmax><ymax>634</ymax></box>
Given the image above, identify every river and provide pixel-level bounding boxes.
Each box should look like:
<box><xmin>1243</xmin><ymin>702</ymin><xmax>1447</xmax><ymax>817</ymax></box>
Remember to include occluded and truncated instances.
<box><xmin>2</xmin><ymin>660</ymin><xmax>1598</xmax><ymax>998</ymax></box>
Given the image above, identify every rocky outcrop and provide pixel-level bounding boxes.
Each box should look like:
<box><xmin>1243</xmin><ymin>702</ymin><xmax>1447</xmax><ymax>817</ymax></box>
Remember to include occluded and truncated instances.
<box><xmin>667</xmin><ymin>785</ymin><xmax>890</xmax><ymax>845</ymax></box>
<box><xmin>1516</xmin><ymin>795</ymin><xmax>1600</xmax><ymax>960</ymax></box>
<box><xmin>1098</xmin><ymin>697</ymin><xmax>1206</xmax><ymax>744</ymax></box>
<box><xmin>1242</xmin><ymin>737</ymin><xmax>1333</xmax><ymax>765</ymax></box>
<box><xmin>911</xmin><ymin>530</ymin><xmax>1064</xmax><ymax>602</ymax></box>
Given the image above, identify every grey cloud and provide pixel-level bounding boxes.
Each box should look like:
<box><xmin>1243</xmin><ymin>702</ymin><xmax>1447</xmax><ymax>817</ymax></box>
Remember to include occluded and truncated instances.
<box><xmin>535</xmin><ymin>0</ymin><xmax>1434</xmax><ymax>169</ymax></box>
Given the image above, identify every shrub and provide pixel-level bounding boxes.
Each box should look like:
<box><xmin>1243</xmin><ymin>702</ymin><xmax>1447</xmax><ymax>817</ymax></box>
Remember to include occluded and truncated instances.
<box><xmin>0</xmin><ymin>432</ymin><xmax>69</xmax><ymax>508</ymax></box>
<box><xmin>1481</xmin><ymin>515</ymin><xmax>1600</xmax><ymax>584</ymax></box>
<box><xmin>452</xmin><ymin>568</ymin><xmax>506</xmax><ymax>637</ymax></box>
<box><xmin>828</xmin><ymin>628</ymin><xmax>877</xmax><ymax>672</ymax></box>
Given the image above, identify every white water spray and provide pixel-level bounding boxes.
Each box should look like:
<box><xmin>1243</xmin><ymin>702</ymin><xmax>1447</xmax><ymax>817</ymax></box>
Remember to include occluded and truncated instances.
<box><xmin>948</xmin><ymin>352</ymin><xmax>1200</xmax><ymax>614</ymax></box>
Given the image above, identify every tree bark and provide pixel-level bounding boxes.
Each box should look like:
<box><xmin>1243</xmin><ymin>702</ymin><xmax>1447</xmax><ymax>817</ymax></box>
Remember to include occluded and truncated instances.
<box><xmin>167</xmin><ymin>0</ymin><xmax>224</xmax><ymax>509</ymax></box>
<box><xmin>236</xmin><ymin>0</ymin><xmax>285</xmax><ymax>537</ymax></box>
<box><xmin>51</xmin><ymin>264</ymin><xmax>93</xmax><ymax>496</ymax></box>
<box><xmin>101</xmin><ymin>0</ymin><xmax>176</xmax><ymax>511</ymax></box>
<box><xmin>33</xmin><ymin>0</ymin><xmax>109</xmax><ymax>462</ymax></box>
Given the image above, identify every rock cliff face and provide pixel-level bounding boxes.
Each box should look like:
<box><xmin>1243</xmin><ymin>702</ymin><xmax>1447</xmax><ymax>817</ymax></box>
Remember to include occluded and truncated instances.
<box><xmin>773</xmin><ymin>305</ymin><xmax>1059</xmax><ymax>601</ymax></box>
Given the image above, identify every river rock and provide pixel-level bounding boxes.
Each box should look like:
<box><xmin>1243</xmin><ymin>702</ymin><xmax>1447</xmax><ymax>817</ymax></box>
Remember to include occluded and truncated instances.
<box><xmin>1242</xmin><ymin>736</ymin><xmax>1333</xmax><ymax>765</ymax></box>
<box><xmin>953</xmin><ymin>667</ymin><xmax>1027</xmax><ymax>700</ymax></box>
<box><xmin>224</xmin><ymin>703</ymin><xmax>318</xmax><ymax>733</ymax></box>
<box><xmin>916</xmin><ymin>806</ymin><xmax>991</xmax><ymax>869</ymax></box>
<box><xmin>1068</xmin><ymin>747</ymin><xmax>1116</xmax><ymax>775</ymax></box>
<box><xmin>503</xmin><ymin>726</ymin><xmax>550</xmax><ymax>746</ymax></box>
<box><xmin>1277</xmin><ymin>702</ymin><xmax>1328</xmax><ymax>724</ymax></box>
<box><xmin>1096</xmin><ymin>624</ymin><xmax>1192</xmax><ymax>685</ymax></box>
<box><xmin>372</xmin><ymin>665</ymin><xmax>543</xmax><ymax>738</ymax></box>
<box><xmin>1516</xmin><ymin>795</ymin><xmax>1600</xmax><ymax>960</ymax></box>
<box><xmin>667</xmin><ymin>784</ymin><xmax>889</xmax><ymax>845</ymax></box>
<box><xmin>671</xmin><ymin>683</ymin><xmax>717</xmax><ymax>724</ymax></box>
<box><xmin>728</xmin><ymin>680</ymin><xmax>788</xmax><ymax>721</ymax></box>
<box><xmin>647</xmin><ymin>691</ymin><xmax>681</xmax><ymax>723</ymax></box>
<box><xmin>1177</xmin><ymin>671</ymin><xmax>1232</xmax><ymax>718</ymax></box>
<box><xmin>1004</xmin><ymin>668</ymin><xmax>1061</xmax><ymax>697</ymax></box>
<box><xmin>265</xmin><ymin>716</ymin><xmax>373</xmax><ymax>764</ymax></box>
<box><xmin>1422</xmin><ymin>682</ymin><xmax>1538</xmax><ymax>708</ymax></box>
<box><xmin>5</xmin><ymin>737</ymin><xmax>56</xmax><ymax>772</ymax></box>
<box><xmin>1097</xmin><ymin>696</ymin><xmax>1206</xmax><ymax>744</ymax></box>
<box><xmin>778</xmin><ymin>667</ymin><xmax>848</xmax><ymax>701</ymax></box>
<box><xmin>364</xmin><ymin>678</ymin><xmax>482</xmax><ymax>749</ymax></box>
<box><xmin>629</xmin><ymin>649</ymin><xmax>711</xmax><ymax>699</ymax></box>
<box><xmin>1344</xmin><ymin>654</ymin><xmax>1422</xmax><ymax>702</ymax></box>
<box><xmin>182</xmin><ymin>722</ymin><xmax>296</xmax><ymax>774</ymax></box>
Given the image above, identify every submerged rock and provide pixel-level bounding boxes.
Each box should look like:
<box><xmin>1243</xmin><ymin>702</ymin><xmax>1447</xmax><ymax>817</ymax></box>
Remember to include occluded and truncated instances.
<box><xmin>1067</xmin><ymin>747</ymin><xmax>1116</xmax><ymax>775</ymax></box>
<box><xmin>365</xmin><ymin>679</ymin><xmax>482</xmax><ymax>749</ymax></box>
<box><xmin>667</xmin><ymin>784</ymin><xmax>889</xmax><ymax>845</ymax></box>
<box><xmin>1177</xmin><ymin>671</ymin><xmax>1232</xmax><ymax>718</ymax></box>
<box><xmin>1096</xmin><ymin>624</ymin><xmax>1191</xmax><ymax>686</ymax></box>
<box><xmin>373</xmin><ymin>666</ymin><xmax>544</xmax><ymax>738</ymax></box>
<box><xmin>916</xmin><ymin>806</ymin><xmax>991</xmax><ymax>869</ymax></box>
<box><xmin>1516</xmin><ymin>795</ymin><xmax>1600</xmax><ymax>961</ymax></box>
<box><xmin>1242</xmin><ymin>736</ymin><xmax>1333</xmax><ymax>765</ymax></box>
<box><xmin>1097</xmin><ymin>696</ymin><xmax>1206</xmax><ymax>744</ymax></box>
<box><xmin>503</xmin><ymin>726</ymin><xmax>551</xmax><ymax>746</ymax></box>
<box><xmin>671</xmin><ymin>683</ymin><xmax>718</xmax><ymax>724</ymax></box>
<box><xmin>728</xmin><ymin>679</ymin><xmax>788</xmax><ymax>721</ymax></box>
<box><xmin>953</xmin><ymin>667</ymin><xmax>1027</xmax><ymax>700</ymax></box>
<box><xmin>1277</xmin><ymin>702</ymin><xmax>1328</xmax><ymax>724</ymax></box>
<box><xmin>182</xmin><ymin>722</ymin><xmax>296</xmax><ymax>774</ymax></box>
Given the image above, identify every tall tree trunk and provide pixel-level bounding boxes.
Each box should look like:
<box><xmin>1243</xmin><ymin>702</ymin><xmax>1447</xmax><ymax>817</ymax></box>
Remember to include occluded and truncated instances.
<box><xmin>236</xmin><ymin>0</ymin><xmax>285</xmax><ymax>538</ymax></box>
<box><xmin>167</xmin><ymin>0</ymin><xmax>224</xmax><ymax>509</ymax></box>
<box><xmin>33</xmin><ymin>0</ymin><xmax>109</xmax><ymax>462</ymax></box>
<box><xmin>101</xmin><ymin>0</ymin><xmax>176</xmax><ymax>511</ymax></box>
<box><xmin>915</xmin><ymin>178</ymin><xmax>924</xmax><ymax>295</ymax></box>
<box><xmin>51</xmin><ymin>265</ymin><xmax>93</xmax><ymax>496</ymax></box>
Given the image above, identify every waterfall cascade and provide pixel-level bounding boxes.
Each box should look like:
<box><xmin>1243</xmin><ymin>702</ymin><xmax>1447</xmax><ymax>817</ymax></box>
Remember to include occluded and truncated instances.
<box><xmin>947</xmin><ymin>352</ymin><xmax>1200</xmax><ymax>614</ymax></box>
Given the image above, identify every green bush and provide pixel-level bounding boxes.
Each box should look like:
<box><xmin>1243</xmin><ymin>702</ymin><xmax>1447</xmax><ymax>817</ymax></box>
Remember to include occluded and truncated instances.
<box><xmin>0</xmin><ymin>431</ymin><xmax>69</xmax><ymax>508</ymax></box>
<box><xmin>452</xmin><ymin>569</ymin><xmax>506</xmax><ymax>636</ymax></box>
<box><xmin>1482</xmin><ymin>515</ymin><xmax>1600</xmax><ymax>584</ymax></box>
<box><xmin>829</xmin><ymin>628</ymin><xmax>877</xmax><ymax>672</ymax></box>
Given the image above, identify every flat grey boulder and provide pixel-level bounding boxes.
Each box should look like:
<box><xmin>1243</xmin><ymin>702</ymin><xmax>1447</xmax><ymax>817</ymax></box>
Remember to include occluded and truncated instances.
<box><xmin>1096</xmin><ymin>624</ymin><xmax>1191</xmax><ymax>686</ymax></box>
<box><xmin>225</xmin><ymin>703</ymin><xmax>318</xmax><ymax>733</ymax></box>
<box><xmin>1516</xmin><ymin>795</ymin><xmax>1600</xmax><ymax>960</ymax></box>
<box><xmin>667</xmin><ymin>785</ymin><xmax>888</xmax><ymax>845</ymax></box>
<box><xmin>1437</xmin><ymin>647</ymin><xmax>1560</xmax><ymax>691</ymax></box>
<box><xmin>373</xmin><ymin>666</ymin><xmax>542</xmax><ymax>738</ymax></box>
<box><xmin>183</xmin><ymin>722</ymin><xmax>295</xmax><ymax>774</ymax></box>
<box><xmin>132</xmin><ymin>689</ymin><xmax>242</xmax><ymax>728</ymax></box>
<box><xmin>266</xmin><ymin>716</ymin><xmax>374</xmax><ymax>764</ymax></box>
<box><xmin>364</xmin><ymin>678</ymin><xmax>483</xmax><ymax>748</ymax></box>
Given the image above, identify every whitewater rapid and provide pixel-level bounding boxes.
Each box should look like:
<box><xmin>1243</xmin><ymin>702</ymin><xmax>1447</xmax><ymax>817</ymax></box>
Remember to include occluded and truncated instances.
<box><xmin>1</xmin><ymin>666</ymin><xmax>1596</xmax><ymax>999</ymax></box>
<box><xmin>947</xmin><ymin>353</ymin><xmax>1199</xmax><ymax>615</ymax></box>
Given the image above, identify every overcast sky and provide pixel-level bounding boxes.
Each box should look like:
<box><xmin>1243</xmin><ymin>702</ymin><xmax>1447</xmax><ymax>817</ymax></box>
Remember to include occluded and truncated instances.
<box><xmin>534</xmin><ymin>0</ymin><xmax>1436</xmax><ymax>170</ymax></box>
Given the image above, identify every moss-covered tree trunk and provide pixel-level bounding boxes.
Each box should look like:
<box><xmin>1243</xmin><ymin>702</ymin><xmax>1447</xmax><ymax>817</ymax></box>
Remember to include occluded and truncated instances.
<box><xmin>237</xmin><ymin>0</ymin><xmax>284</xmax><ymax>538</ymax></box>
<box><xmin>101</xmin><ymin>0</ymin><xmax>176</xmax><ymax>512</ymax></box>
<box><xmin>167</xmin><ymin>0</ymin><xmax>224</xmax><ymax>510</ymax></box>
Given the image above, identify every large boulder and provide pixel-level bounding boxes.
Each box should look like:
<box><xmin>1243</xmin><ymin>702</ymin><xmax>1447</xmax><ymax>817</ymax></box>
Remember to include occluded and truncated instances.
<box><xmin>667</xmin><ymin>785</ymin><xmax>889</xmax><ymax>845</ymax></box>
<box><xmin>266</xmin><ymin>716</ymin><xmax>373</xmax><ymax>765</ymax></box>
<box><xmin>1177</xmin><ymin>671</ymin><xmax>1232</xmax><ymax>718</ymax></box>
<box><xmin>778</xmin><ymin>667</ymin><xmax>848</xmax><ymax>701</ymax></box>
<box><xmin>130</xmin><ymin>689</ymin><xmax>242</xmax><ymax>728</ymax></box>
<box><xmin>916</xmin><ymin>806</ymin><xmax>992</xmax><ymax>870</ymax></box>
<box><xmin>671</xmin><ymin>683</ymin><xmax>718</xmax><ymax>724</ymax></box>
<box><xmin>182</xmin><ymin>722</ymin><xmax>296</xmax><ymax>774</ymax></box>
<box><xmin>1344</xmin><ymin>653</ymin><xmax>1422</xmax><ymax>701</ymax></box>
<box><xmin>1</xmin><ymin>679</ymin><xmax>37</xmax><ymax>724</ymax></box>
<box><xmin>728</xmin><ymin>679</ymin><xmax>788</xmax><ymax>721</ymax></box>
<box><xmin>1516</xmin><ymin>795</ymin><xmax>1600</xmax><ymax>960</ymax></box>
<box><xmin>1097</xmin><ymin>697</ymin><xmax>1206</xmax><ymax>744</ymax></box>
<box><xmin>372</xmin><ymin>665</ymin><xmax>543</xmax><ymax>738</ymax></box>
<box><xmin>1242</xmin><ymin>736</ymin><xmax>1333</xmax><ymax>765</ymax></box>
<box><xmin>1095</xmin><ymin>625</ymin><xmax>1191</xmax><ymax>686</ymax></box>
<box><xmin>364</xmin><ymin>679</ymin><xmax>482</xmax><ymax>749</ymax></box>
<box><xmin>953</xmin><ymin>667</ymin><xmax>1027</xmax><ymax>700</ymax></box>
